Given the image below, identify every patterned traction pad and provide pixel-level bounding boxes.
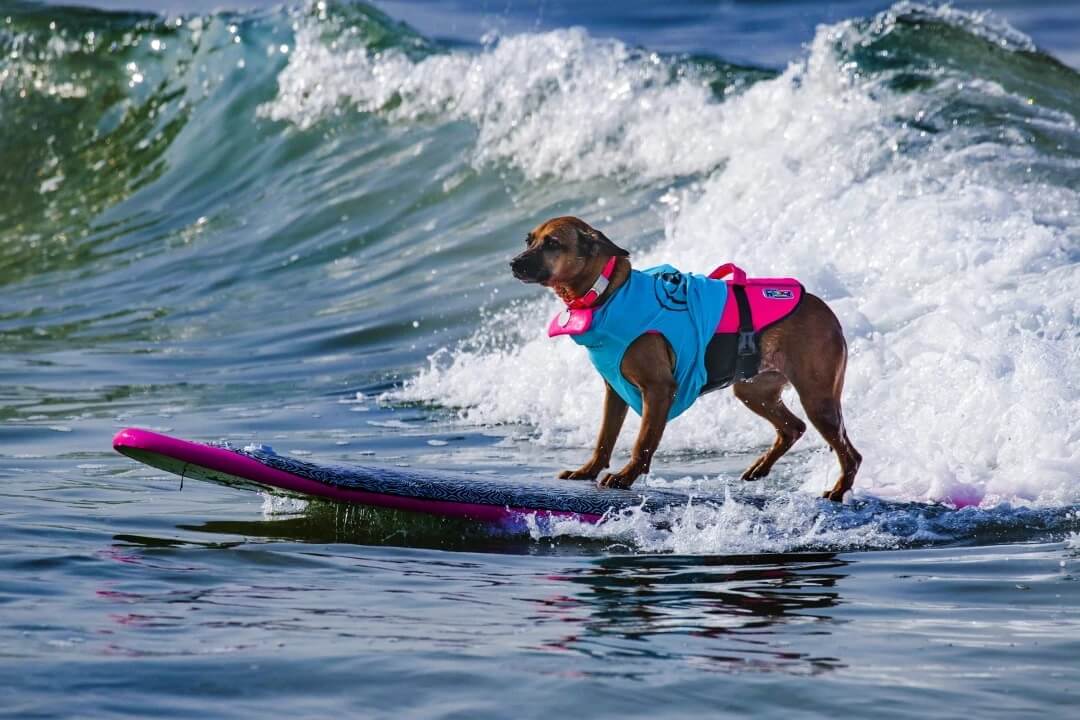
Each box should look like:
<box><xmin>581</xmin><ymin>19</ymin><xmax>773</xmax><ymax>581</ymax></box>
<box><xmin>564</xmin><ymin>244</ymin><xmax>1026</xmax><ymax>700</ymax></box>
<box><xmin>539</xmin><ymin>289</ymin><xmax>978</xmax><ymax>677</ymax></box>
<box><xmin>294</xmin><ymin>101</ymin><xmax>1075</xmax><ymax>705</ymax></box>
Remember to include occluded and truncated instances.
<box><xmin>238</xmin><ymin>446</ymin><xmax>696</xmax><ymax>517</ymax></box>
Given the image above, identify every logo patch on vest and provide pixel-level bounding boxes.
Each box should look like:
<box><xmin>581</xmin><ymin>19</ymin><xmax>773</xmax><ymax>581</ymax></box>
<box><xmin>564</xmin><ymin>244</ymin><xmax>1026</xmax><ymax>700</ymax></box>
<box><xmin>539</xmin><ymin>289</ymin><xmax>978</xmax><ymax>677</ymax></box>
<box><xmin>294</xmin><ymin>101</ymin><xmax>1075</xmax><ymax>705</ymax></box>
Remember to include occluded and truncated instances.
<box><xmin>762</xmin><ymin>288</ymin><xmax>793</xmax><ymax>300</ymax></box>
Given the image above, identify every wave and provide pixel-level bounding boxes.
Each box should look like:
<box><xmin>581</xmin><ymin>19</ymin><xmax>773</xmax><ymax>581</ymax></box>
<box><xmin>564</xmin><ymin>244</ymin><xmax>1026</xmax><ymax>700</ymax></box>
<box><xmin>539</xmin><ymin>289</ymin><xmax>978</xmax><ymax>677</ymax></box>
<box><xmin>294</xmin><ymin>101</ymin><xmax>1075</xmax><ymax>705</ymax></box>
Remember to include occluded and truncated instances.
<box><xmin>3</xmin><ymin>1</ymin><xmax>1078</xmax><ymax>547</ymax></box>
<box><xmin>259</xmin><ymin>13</ymin><xmax>772</xmax><ymax>181</ymax></box>
<box><xmin>527</xmin><ymin>491</ymin><xmax>1080</xmax><ymax>554</ymax></box>
<box><xmin>388</xmin><ymin>3</ymin><xmax>1080</xmax><ymax>510</ymax></box>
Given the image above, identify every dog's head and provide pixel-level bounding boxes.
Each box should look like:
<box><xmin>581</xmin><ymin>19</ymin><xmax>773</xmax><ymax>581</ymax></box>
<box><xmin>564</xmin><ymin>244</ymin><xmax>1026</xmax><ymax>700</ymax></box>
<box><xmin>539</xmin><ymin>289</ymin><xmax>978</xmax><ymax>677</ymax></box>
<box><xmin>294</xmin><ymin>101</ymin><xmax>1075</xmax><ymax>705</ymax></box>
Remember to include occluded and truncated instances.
<box><xmin>509</xmin><ymin>216</ymin><xmax>628</xmax><ymax>289</ymax></box>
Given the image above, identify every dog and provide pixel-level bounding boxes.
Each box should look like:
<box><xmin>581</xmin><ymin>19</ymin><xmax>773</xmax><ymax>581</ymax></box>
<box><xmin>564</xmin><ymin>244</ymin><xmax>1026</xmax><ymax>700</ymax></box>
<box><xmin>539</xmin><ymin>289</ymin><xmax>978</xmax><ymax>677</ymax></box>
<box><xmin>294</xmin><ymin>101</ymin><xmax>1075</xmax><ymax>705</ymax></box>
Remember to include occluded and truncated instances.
<box><xmin>510</xmin><ymin>216</ymin><xmax>861</xmax><ymax>501</ymax></box>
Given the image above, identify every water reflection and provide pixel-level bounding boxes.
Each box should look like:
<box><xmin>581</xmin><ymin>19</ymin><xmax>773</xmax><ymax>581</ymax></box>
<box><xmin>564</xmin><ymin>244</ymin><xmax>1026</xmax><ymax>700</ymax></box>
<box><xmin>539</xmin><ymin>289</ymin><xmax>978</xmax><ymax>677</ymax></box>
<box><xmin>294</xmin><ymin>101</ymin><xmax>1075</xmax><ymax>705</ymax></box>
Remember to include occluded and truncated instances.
<box><xmin>177</xmin><ymin>512</ymin><xmax>561</xmax><ymax>554</ymax></box>
<box><xmin>159</xmin><ymin>510</ymin><xmax>853</xmax><ymax>676</ymax></box>
<box><xmin>532</xmin><ymin>553</ymin><xmax>849</xmax><ymax>675</ymax></box>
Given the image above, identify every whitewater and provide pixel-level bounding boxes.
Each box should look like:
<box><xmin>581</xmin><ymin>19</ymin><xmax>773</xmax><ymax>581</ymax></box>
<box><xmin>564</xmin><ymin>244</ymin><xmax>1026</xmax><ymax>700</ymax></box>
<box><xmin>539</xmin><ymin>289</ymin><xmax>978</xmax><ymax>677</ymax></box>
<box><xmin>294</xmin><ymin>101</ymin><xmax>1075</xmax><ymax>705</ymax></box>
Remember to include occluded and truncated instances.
<box><xmin>3</xmin><ymin>0</ymin><xmax>1077</xmax><ymax>554</ymax></box>
<box><xmin>4</xmin><ymin>2</ymin><xmax>1080</xmax><ymax>716</ymax></box>
<box><xmin>255</xmin><ymin>3</ymin><xmax>1080</xmax><ymax>516</ymax></box>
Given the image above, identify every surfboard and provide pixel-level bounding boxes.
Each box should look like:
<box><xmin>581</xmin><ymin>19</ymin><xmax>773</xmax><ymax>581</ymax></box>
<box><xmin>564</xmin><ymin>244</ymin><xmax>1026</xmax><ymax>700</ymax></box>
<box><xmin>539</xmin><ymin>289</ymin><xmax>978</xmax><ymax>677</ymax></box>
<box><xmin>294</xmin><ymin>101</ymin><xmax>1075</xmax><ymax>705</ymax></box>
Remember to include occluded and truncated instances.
<box><xmin>112</xmin><ymin>428</ymin><xmax>696</xmax><ymax>525</ymax></box>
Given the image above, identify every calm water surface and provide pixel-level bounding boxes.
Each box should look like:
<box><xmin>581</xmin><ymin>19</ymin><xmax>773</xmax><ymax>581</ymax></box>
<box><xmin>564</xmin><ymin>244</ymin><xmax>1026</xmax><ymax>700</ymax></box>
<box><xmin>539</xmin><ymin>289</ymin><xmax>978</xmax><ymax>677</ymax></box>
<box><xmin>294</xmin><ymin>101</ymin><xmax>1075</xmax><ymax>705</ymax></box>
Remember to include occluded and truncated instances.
<box><xmin>3</xmin><ymin>0</ymin><xmax>1079</xmax><ymax>716</ymax></box>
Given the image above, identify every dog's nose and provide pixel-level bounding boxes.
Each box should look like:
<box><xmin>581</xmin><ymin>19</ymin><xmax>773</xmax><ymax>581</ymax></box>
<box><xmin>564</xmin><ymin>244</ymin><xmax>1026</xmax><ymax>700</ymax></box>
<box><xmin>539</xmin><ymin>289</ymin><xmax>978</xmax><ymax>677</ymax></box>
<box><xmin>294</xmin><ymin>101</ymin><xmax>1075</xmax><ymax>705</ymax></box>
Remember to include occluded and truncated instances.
<box><xmin>510</xmin><ymin>256</ymin><xmax>527</xmax><ymax>276</ymax></box>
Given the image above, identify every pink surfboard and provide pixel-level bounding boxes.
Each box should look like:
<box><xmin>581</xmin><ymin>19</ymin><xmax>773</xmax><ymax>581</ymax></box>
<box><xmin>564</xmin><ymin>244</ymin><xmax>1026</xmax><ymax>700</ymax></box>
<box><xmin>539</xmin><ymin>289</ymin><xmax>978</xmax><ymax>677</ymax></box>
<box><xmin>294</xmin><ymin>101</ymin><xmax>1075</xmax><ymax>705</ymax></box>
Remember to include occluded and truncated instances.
<box><xmin>112</xmin><ymin>428</ymin><xmax>691</xmax><ymax>526</ymax></box>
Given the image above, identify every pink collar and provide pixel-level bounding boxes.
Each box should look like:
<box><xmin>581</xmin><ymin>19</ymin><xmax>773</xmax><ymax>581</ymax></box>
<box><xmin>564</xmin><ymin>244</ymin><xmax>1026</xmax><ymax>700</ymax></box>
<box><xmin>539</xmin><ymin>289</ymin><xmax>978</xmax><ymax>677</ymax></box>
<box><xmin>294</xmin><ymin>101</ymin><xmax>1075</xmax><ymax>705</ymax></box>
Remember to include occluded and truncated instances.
<box><xmin>566</xmin><ymin>256</ymin><xmax>618</xmax><ymax>310</ymax></box>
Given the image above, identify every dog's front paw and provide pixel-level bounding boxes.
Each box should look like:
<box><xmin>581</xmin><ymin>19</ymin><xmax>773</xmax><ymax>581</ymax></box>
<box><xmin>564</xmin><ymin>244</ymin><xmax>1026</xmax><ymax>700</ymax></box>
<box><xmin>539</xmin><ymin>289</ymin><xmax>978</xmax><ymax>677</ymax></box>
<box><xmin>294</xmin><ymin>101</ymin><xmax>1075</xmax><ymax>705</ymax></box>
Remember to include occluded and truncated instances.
<box><xmin>596</xmin><ymin>472</ymin><xmax>635</xmax><ymax>490</ymax></box>
<box><xmin>559</xmin><ymin>456</ymin><xmax>609</xmax><ymax>481</ymax></box>
<box><xmin>558</xmin><ymin>468</ymin><xmax>600</xmax><ymax>481</ymax></box>
<box><xmin>740</xmin><ymin>463</ymin><xmax>770</xmax><ymax>481</ymax></box>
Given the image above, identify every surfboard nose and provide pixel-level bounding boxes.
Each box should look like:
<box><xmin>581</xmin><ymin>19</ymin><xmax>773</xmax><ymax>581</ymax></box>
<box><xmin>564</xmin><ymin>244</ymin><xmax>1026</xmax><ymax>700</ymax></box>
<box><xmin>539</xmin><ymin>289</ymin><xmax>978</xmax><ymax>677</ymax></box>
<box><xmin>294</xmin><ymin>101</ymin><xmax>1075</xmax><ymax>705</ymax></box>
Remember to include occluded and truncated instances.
<box><xmin>112</xmin><ymin>427</ymin><xmax>135</xmax><ymax>451</ymax></box>
<box><xmin>112</xmin><ymin>427</ymin><xmax>172</xmax><ymax>456</ymax></box>
<box><xmin>114</xmin><ymin>427</ymin><xmax>146</xmax><ymax>450</ymax></box>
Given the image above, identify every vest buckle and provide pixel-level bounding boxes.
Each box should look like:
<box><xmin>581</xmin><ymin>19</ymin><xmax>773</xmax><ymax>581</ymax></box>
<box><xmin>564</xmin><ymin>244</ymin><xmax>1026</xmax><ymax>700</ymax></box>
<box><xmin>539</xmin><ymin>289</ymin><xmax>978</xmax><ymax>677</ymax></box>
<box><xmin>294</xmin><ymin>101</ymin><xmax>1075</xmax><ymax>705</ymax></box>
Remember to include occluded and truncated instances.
<box><xmin>737</xmin><ymin>331</ymin><xmax>757</xmax><ymax>356</ymax></box>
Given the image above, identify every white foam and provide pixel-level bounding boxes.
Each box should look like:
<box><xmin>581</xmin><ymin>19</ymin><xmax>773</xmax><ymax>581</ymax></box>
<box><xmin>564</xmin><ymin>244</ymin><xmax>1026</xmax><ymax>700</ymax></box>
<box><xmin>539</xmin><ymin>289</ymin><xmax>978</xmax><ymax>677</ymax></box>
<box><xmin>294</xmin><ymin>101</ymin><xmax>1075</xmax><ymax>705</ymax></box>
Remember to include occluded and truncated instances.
<box><xmin>260</xmin><ymin>24</ymin><xmax>730</xmax><ymax>181</ymax></box>
<box><xmin>528</xmin><ymin>495</ymin><xmax>903</xmax><ymax>554</ymax></box>
<box><xmin>265</xmin><ymin>5</ymin><xmax>1079</xmax><ymax>529</ymax></box>
<box><xmin>378</xmin><ymin>6</ymin><xmax>1079</xmax><ymax>517</ymax></box>
<box><xmin>260</xmin><ymin>493</ymin><xmax>308</xmax><ymax>517</ymax></box>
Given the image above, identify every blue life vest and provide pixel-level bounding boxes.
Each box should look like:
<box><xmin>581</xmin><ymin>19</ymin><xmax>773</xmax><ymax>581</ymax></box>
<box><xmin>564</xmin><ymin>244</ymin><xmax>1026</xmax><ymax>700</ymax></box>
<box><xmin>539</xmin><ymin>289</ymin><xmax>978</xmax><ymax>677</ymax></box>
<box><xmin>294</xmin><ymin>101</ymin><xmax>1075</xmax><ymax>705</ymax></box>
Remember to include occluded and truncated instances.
<box><xmin>569</xmin><ymin>265</ymin><xmax>728</xmax><ymax>419</ymax></box>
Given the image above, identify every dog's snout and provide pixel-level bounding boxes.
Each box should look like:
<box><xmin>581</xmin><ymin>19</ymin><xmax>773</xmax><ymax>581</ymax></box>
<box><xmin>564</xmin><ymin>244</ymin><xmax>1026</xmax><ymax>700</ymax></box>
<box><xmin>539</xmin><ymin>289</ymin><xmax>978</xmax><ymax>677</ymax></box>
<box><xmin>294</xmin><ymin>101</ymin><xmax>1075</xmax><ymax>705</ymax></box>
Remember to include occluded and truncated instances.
<box><xmin>509</xmin><ymin>256</ymin><xmax>526</xmax><ymax>278</ymax></box>
<box><xmin>510</xmin><ymin>250</ymin><xmax>542</xmax><ymax>281</ymax></box>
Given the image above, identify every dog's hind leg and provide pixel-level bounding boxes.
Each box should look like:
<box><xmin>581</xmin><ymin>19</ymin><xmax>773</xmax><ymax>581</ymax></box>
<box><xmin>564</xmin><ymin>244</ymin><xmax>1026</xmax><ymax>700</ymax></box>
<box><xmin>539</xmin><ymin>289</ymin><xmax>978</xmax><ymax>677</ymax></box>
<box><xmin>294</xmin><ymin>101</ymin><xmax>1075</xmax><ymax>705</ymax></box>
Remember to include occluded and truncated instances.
<box><xmin>768</xmin><ymin>293</ymin><xmax>861</xmax><ymax>500</ymax></box>
<box><xmin>796</xmin><ymin>388</ymin><xmax>861</xmax><ymax>501</ymax></box>
<box><xmin>732</xmin><ymin>372</ymin><xmax>806</xmax><ymax>481</ymax></box>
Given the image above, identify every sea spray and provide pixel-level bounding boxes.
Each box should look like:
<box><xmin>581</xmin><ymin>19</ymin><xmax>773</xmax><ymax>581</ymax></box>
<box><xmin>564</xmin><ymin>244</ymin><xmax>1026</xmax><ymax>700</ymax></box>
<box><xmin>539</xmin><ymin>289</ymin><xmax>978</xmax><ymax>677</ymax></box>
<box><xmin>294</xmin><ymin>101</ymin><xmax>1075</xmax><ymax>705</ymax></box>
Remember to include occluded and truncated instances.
<box><xmin>4</xmin><ymin>0</ymin><xmax>1077</xmax><ymax>554</ymax></box>
<box><xmin>369</xmin><ymin>4</ymin><xmax>1080</xmax><ymax>509</ymax></box>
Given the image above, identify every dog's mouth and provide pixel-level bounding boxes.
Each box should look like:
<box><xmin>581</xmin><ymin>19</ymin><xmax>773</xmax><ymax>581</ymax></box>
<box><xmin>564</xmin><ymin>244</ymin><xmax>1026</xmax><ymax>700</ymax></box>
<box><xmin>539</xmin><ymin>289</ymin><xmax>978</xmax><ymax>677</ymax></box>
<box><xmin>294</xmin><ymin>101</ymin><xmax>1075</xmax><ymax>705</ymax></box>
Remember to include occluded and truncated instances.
<box><xmin>509</xmin><ymin>256</ymin><xmax>550</xmax><ymax>285</ymax></box>
<box><xmin>517</xmin><ymin>271</ymin><xmax>551</xmax><ymax>285</ymax></box>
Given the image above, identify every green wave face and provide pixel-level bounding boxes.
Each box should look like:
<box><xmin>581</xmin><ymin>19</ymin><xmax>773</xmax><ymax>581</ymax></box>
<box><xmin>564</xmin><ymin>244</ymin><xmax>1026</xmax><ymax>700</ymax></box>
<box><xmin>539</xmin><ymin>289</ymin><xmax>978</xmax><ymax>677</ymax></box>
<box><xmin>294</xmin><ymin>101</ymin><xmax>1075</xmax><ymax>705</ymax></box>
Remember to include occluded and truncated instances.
<box><xmin>0</xmin><ymin>1</ymin><xmax>420</xmax><ymax>286</ymax></box>
<box><xmin>830</xmin><ymin>4</ymin><xmax>1080</xmax><ymax>175</ymax></box>
<box><xmin>1</xmin><ymin>4</ymin><xmax>193</xmax><ymax>281</ymax></box>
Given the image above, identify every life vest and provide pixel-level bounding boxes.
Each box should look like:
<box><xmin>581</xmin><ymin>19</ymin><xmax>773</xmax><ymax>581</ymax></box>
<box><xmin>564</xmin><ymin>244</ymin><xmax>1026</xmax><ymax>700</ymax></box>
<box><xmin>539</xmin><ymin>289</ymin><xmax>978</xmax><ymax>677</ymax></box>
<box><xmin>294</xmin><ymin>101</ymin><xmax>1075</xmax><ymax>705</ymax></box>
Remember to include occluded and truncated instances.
<box><xmin>549</xmin><ymin>261</ymin><xmax>803</xmax><ymax>418</ymax></box>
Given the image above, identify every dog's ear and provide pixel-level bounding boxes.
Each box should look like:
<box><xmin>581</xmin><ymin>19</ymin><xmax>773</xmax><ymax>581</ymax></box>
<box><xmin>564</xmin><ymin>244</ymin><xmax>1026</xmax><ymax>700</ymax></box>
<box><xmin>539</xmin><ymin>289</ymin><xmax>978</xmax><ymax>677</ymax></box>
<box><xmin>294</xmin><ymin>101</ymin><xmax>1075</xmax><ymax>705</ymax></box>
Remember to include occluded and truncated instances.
<box><xmin>577</xmin><ymin>226</ymin><xmax>630</xmax><ymax>258</ymax></box>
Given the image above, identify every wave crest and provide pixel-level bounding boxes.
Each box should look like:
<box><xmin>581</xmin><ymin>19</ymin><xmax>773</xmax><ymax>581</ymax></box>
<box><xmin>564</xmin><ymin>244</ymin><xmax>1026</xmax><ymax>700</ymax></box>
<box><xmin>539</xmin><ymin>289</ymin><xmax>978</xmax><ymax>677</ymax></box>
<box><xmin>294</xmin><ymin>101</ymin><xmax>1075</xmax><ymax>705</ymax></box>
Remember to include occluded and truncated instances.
<box><xmin>260</xmin><ymin>18</ymin><xmax>770</xmax><ymax>181</ymax></box>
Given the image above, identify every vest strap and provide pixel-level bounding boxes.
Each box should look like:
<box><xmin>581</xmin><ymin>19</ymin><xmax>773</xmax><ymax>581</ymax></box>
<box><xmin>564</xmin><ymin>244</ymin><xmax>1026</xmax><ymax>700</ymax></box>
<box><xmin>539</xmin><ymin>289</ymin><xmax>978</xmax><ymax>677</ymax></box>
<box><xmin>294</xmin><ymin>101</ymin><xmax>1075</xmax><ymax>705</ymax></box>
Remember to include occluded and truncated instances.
<box><xmin>732</xmin><ymin>284</ymin><xmax>760</xmax><ymax>380</ymax></box>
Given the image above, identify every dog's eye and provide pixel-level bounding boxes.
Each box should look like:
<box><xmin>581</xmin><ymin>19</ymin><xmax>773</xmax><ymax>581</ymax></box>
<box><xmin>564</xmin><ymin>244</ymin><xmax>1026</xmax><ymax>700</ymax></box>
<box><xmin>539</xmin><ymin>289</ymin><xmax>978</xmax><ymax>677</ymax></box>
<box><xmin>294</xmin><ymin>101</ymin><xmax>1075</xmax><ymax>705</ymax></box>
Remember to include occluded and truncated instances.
<box><xmin>543</xmin><ymin>236</ymin><xmax>559</xmax><ymax>249</ymax></box>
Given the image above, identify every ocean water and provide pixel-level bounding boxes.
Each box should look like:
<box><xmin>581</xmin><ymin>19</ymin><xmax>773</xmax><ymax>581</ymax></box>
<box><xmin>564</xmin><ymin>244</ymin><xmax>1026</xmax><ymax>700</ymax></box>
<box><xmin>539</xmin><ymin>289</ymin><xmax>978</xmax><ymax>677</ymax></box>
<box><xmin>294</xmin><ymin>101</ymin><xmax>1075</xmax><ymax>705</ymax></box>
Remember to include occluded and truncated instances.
<box><xmin>2</xmin><ymin>0</ymin><xmax>1079</xmax><ymax>717</ymax></box>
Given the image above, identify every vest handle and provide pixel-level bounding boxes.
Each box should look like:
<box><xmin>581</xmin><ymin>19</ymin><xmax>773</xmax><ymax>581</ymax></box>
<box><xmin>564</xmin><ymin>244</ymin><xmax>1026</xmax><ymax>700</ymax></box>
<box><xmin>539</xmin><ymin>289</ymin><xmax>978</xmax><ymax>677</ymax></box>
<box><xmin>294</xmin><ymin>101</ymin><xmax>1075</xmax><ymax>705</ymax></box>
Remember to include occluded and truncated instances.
<box><xmin>708</xmin><ymin>263</ymin><xmax>746</xmax><ymax>285</ymax></box>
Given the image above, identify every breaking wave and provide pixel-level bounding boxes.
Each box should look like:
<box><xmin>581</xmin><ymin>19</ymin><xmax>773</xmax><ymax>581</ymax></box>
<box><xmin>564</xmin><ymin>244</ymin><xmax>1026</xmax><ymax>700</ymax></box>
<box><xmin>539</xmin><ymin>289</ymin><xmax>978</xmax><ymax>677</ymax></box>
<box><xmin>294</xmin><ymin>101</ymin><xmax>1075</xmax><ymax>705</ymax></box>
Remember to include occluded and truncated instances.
<box><xmin>377</xmin><ymin>3</ymin><xmax>1080</xmax><ymax>510</ymax></box>
<box><xmin>5</xmin><ymin>0</ymin><xmax>1078</xmax><ymax>551</ymax></box>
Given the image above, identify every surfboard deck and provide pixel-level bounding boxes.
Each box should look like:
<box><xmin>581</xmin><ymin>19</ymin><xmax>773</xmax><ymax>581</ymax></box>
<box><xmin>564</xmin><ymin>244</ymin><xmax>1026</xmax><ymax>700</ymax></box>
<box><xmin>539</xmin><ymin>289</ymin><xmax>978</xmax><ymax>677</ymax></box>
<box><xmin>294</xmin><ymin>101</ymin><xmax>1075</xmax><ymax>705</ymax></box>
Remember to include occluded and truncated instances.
<box><xmin>112</xmin><ymin>428</ymin><xmax>697</xmax><ymax>525</ymax></box>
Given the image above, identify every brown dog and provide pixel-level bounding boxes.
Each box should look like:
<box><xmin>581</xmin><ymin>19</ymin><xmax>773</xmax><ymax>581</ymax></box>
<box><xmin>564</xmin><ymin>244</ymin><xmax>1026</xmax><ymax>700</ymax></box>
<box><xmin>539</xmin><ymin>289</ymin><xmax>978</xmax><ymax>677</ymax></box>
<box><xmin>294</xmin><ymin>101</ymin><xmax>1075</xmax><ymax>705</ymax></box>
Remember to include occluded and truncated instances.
<box><xmin>510</xmin><ymin>216</ymin><xmax>861</xmax><ymax>501</ymax></box>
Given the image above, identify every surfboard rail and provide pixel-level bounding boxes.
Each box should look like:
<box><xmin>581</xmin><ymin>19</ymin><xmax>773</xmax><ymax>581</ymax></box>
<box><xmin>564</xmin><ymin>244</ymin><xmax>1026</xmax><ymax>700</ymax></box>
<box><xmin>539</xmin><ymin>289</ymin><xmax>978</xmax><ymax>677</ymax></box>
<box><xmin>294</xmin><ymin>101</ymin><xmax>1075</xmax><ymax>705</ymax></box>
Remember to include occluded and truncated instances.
<box><xmin>112</xmin><ymin>427</ymin><xmax>608</xmax><ymax>524</ymax></box>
